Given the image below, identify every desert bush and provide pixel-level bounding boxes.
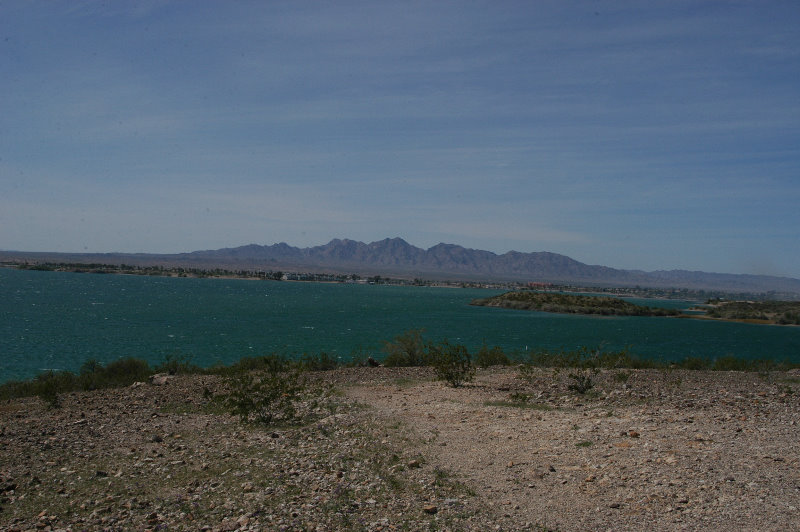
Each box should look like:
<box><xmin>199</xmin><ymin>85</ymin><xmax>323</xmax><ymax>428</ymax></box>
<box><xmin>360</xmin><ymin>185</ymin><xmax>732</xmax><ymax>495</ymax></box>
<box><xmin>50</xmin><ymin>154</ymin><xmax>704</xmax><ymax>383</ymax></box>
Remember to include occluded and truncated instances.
<box><xmin>712</xmin><ymin>356</ymin><xmax>755</xmax><ymax>372</ymax></box>
<box><xmin>101</xmin><ymin>358</ymin><xmax>152</xmax><ymax>386</ymax></box>
<box><xmin>525</xmin><ymin>345</ymin><xmax>651</xmax><ymax>370</ymax></box>
<box><xmin>0</xmin><ymin>358</ymin><xmax>155</xmax><ymax>400</ymax></box>
<box><xmin>428</xmin><ymin>340</ymin><xmax>475</xmax><ymax>388</ymax></box>
<box><xmin>224</xmin><ymin>366</ymin><xmax>310</xmax><ymax>425</ymax></box>
<box><xmin>592</xmin><ymin>346</ymin><xmax>648</xmax><ymax>368</ymax></box>
<box><xmin>79</xmin><ymin>359</ymin><xmax>103</xmax><ymax>375</ymax></box>
<box><xmin>517</xmin><ymin>363</ymin><xmax>538</xmax><ymax>384</ymax></box>
<box><xmin>33</xmin><ymin>371</ymin><xmax>74</xmax><ymax>408</ymax></box>
<box><xmin>475</xmin><ymin>342</ymin><xmax>510</xmax><ymax>367</ymax></box>
<box><xmin>508</xmin><ymin>391</ymin><xmax>532</xmax><ymax>404</ymax></box>
<box><xmin>210</xmin><ymin>354</ymin><xmax>289</xmax><ymax>376</ymax></box>
<box><xmin>383</xmin><ymin>329</ymin><xmax>428</xmax><ymax>367</ymax></box>
<box><xmin>567</xmin><ymin>370</ymin><xmax>596</xmax><ymax>394</ymax></box>
<box><xmin>300</xmin><ymin>351</ymin><xmax>339</xmax><ymax>371</ymax></box>
<box><xmin>614</xmin><ymin>370</ymin><xmax>632</xmax><ymax>384</ymax></box>
<box><xmin>78</xmin><ymin>358</ymin><xmax>105</xmax><ymax>391</ymax></box>
<box><xmin>155</xmin><ymin>353</ymin><xmax>199</xmax><ymax>375</ymax></box>
<box><xmin>679</xmin><ymin>357</ymin><xmax>710</xmax><ymax>370</ymax></box>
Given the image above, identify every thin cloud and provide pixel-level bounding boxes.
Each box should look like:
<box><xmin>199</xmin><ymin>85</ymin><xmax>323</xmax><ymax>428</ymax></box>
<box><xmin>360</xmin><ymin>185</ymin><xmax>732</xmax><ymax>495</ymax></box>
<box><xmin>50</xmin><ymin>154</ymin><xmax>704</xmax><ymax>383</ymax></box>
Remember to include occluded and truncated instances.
<box><xmin>1</xmin><ymin>1</ymin><xmax>798</xmax><ymax>276</ymax></box>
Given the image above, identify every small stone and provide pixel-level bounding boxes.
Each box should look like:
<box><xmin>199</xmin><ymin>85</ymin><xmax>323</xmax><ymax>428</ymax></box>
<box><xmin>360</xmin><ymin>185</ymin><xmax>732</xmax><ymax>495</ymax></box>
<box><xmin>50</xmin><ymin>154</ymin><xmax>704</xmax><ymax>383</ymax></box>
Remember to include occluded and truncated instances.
<box><xmin>220</xmin><ymin>519</ymin><xmax>238</xmax><ymax>531</ymax></box>
<box><xmin>423</xmin><ymin>504</ymin><xmax>438</xmax><ymax>514</ymax></box>
<box><xmin>628</xmin><ymin>430</ymin><xmax>640</xmax><ymax>438</ymax></box>
<box><xmin>408</xmin><ymin>459</ymin><xmax>422</xmax><ymax>469</ymax></box>
<box><xmin>150</xmin><ymin>374</ymin><xmax>171</xmax><ymax>386</ymax></box>
<box><xmin>609</xmin><ymin>503</ymin><xmax>621</xmax><ymax>509</ymax></box>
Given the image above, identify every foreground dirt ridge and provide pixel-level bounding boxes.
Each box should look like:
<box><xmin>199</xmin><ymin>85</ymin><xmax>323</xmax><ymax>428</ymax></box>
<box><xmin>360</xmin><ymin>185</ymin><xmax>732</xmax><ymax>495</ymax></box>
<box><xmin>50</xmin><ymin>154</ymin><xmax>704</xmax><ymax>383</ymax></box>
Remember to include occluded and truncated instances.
<box><xmin>1</xmin><ymin>367</ymin><xmax>799</xmax><ymax>531</ymax></box>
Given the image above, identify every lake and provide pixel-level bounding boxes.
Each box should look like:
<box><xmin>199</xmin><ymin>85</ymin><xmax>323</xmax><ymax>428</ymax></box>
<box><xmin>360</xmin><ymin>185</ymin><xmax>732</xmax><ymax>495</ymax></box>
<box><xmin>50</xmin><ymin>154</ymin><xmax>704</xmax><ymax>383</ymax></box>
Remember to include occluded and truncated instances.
<box><xmin>1</xmin><ymin>268</ymin><xmax>799</xmax><ymax>382</ymax></box>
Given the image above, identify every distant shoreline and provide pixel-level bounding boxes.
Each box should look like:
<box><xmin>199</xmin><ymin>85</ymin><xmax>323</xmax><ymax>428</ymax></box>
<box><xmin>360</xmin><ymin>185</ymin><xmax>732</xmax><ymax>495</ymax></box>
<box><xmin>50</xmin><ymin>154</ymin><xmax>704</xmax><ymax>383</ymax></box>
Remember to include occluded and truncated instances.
<box><xmin>3</xmin><ymin>260</ymin><xmax>791</xmax><ymax>303</ymax></box>
<box><xmin>3</xmin><ymin>238</ymin><xmax>800</xmax><ymax>299</ymax></box>
<box><xmin>473</xmin><ymin>290</ymin><xmax>800</xmax><ymax>327</ymax></box>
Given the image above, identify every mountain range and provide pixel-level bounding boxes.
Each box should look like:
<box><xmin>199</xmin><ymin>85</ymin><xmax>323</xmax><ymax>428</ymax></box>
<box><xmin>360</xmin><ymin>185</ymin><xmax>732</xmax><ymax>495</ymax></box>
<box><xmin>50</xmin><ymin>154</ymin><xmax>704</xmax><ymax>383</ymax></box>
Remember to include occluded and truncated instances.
<box><xmin>4</xmin><ymin>237</ymin><xmax>797</xmax><ymax>296</ymax></box>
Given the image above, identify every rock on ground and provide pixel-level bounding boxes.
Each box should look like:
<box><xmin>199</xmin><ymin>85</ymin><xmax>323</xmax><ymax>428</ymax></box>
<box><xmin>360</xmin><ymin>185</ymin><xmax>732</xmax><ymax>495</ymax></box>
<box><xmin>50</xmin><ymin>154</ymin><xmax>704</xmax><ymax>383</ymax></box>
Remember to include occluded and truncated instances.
<box><xmin>1</xmin><ymin>366</ymin><xmax>799</xmax><ymax>531</ymax></box>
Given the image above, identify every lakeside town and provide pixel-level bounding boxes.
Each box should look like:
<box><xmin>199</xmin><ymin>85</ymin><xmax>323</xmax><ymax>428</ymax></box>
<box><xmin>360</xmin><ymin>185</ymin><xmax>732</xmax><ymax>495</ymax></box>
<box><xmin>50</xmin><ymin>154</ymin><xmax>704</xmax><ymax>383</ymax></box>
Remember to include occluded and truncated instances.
<box><xmin>4</xmin><ymin>260</ymin><xmax>791</xmax><ymax>303</ymax></box>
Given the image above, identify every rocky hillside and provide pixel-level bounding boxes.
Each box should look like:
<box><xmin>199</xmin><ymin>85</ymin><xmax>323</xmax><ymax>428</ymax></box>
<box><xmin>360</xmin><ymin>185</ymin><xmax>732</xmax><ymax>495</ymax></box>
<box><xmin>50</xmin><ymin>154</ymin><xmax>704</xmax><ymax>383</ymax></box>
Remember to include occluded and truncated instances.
<box><xmin>182</xmin><ymin>238</ymin><xmax>800</xmax><ymax>294</ymax></box>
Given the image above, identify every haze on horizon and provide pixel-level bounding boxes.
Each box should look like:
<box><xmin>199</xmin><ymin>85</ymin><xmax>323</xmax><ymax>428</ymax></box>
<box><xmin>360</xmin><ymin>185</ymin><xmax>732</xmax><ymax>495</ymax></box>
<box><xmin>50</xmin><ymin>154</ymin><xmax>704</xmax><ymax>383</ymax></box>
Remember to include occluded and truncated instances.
<box><xmin>1</xmin><ymin>1</ymin><xmax>798</xmax><ymax>278</ymax></box>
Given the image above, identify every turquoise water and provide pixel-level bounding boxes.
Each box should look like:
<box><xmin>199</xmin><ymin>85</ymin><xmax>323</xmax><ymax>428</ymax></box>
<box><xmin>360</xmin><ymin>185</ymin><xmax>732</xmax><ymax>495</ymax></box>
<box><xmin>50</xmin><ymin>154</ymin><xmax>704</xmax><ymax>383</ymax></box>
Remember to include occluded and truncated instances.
<box><xmin>1</xmin><ymin>268</ymin><xmax>799</xmax><ymax>382</ymax></box>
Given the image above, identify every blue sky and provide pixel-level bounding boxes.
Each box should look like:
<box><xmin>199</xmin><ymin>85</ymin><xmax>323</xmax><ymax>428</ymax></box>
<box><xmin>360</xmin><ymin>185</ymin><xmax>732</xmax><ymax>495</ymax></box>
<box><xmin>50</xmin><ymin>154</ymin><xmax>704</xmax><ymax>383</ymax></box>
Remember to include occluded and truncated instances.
<box><xmin>1</xmin><ymin>1</ymin><xmax>799</xmax><ymax>278</ymax></box>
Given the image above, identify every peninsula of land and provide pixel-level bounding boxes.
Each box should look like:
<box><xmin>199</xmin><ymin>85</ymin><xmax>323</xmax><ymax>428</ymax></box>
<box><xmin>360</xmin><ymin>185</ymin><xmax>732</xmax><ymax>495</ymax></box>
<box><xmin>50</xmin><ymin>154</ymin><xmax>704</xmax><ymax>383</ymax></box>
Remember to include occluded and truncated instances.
<box><xmin>691</xmin><ymin>299</ymin><xmax>800</xmax><ymax>325</ymax></box>
<box><xmin>471</xmin><ymin>291</ymin><xmax>800</xmax><ymax>326</ymax></box>
<box><xmin>470</xmin><ymin>291</ymin><xmax>681</xmax><ymax>317</ymax></box>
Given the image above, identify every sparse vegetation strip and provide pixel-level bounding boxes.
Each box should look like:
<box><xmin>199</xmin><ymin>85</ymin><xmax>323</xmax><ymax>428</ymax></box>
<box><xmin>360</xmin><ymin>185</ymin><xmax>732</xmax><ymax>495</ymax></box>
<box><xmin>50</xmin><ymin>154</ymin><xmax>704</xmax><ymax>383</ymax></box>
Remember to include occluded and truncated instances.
<box><xmin>471</xmin><ymin>290</ymin><xmax>680</xmax><ymax>317</ymax></box>
<box><xmin>698</xmin><ymin>299</ymin><xmax>800</xmax><ymax>325</ymax></box>
<box><xmin>2</xmin><ymin>330</ymin><xmax>798</xmax><ymax>404</ymax></box>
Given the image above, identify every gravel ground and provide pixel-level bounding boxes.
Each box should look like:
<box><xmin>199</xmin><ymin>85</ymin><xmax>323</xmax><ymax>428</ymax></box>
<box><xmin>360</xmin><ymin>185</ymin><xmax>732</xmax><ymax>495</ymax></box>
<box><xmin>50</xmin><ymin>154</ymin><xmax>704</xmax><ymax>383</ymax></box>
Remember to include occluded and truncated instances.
<box><xmin>1</xmin><ymin>366</ymin><xmax>799</xmax><ymax>531</ymax></box>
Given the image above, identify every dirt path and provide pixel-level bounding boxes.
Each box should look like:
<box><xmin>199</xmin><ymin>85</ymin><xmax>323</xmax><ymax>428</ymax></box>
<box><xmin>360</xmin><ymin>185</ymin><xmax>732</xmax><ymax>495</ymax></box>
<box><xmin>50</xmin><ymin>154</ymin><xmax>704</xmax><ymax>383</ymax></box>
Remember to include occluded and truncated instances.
<box><xmin>345</xmin><ymin>367</ymin><xmax>800</xmax><ymax>531</ymax></box>
<box><xmin>1</xmin><ymin>367</ymin><xmax>798</xmax><ymax>531</ymax></box>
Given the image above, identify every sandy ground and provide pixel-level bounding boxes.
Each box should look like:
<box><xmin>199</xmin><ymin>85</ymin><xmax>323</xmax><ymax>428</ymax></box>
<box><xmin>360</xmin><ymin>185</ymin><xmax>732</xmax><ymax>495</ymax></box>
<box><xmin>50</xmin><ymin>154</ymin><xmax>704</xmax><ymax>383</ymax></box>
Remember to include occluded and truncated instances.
<box><xmin>345</xmin><ymin>367</ymin><xmax>800</xmax><ymax>530</ymax></box>
<box><xmin>1</xmin><ymin>366</ymin><xmax>799</xmax><ymax>531</ymax></box>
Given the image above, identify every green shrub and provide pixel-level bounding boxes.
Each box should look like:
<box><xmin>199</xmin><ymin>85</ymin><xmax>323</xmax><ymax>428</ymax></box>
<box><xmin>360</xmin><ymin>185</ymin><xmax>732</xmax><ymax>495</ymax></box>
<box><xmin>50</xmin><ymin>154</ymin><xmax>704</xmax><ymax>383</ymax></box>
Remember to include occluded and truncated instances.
<box><xmin>101</xmin><ymin>358</ymin><xmax>152</xmax><ymax>386</ymax></box>
<box><xmin>300</xmin><ymin>351</ymin><xmax>339</xmax><ymax>371</ymax></box>
<box><xmin>224</xmin><ymin>367</ymin><xmax>309</xmax><ymax>425</ymax></box>
<box><xmin>78</xmin><ymin>359</ymin><xmax>105</xmax><ymax>391</ymax></box>
<box><xmin>567</xmin><ymin>370</ymin><xmax>595</xmax><ymax>394</ymax></box>
<box><xmin>475</xmin><ymin>342</ymin><xmax>510</xmax><ymax>367</ymax></box>
<box><xmin>508</xmin><ymin>391</ymin><xmax>532</xmax><ymax>403</ymax></box>
<box><xmin>517</xmin><ymin>363</ymin><xmax>538</xmax><ymax>385</ymax></box>
<box><xmin>217</xmin><ymin>354</ymin><xmax>288</xmax><ymax>375</ymax></box>
<box><xmin>613</xmin><ymin>370</ymin><xmax>632</xmax><ymax>384</ymax></box>
<box><xmin>525</xmin><ymin>346</ymin><xmax>655</xmax><ymax>370</ymax></box>
<box><xmin>712</xmin><ymin>356</ymin><xmax>753</xmax><ymax>372</ymax></box>
<box><xmin>79</xmin><ymin>359</ymin><xmax>103</xmax><ymax>375</ymax></box>
<box><xmin>33</xmin><ymin>371</ymin><xmax>74</xmax><ymax>408</ymax></box>
<box><xmin>428</xmin><ymin>340</ymin><xmax>475</xmax><ymax>388</ymax></box>
<box><xmin>0</xmin><ymin>358</ymin><xmax>156</xmax><ymax>400</ymax></box>
<box><xmin>155</xmin><ymin>353</ymin><xmax>199</xmax><ymax>375</ymax></box>
<box><xmin>679</xmin><ymin>357</ymin><xmax>710</xmax><ymax>370</ymax></box>
<box><xmin>383</xmin><ymin>329</ymin><xmax>428</xmax><ymax>367</ymax></box>
<box><xmin>592</xmin><ymin>347</ymin><xmax>647</xmax><ymax>369</ymax></box>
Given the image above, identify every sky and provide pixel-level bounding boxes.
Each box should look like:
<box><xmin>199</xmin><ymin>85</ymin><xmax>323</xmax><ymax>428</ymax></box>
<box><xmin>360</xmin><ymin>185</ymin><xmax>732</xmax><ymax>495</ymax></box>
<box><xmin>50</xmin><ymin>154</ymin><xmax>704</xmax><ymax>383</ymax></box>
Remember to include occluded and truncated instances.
<box><xmin>1</xmin><ymin>1</ymin><xmax>799</xmax><ymax>278</ymax></box>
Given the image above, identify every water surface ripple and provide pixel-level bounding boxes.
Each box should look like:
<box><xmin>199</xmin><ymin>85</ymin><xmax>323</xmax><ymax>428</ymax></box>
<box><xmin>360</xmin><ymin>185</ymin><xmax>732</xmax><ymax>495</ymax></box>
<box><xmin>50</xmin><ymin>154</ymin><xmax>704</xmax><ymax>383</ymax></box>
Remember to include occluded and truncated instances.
<box><xmin>2</xmin><ymin>268</ymin><xmax>798</xmax><ymax>382</ymax></box>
